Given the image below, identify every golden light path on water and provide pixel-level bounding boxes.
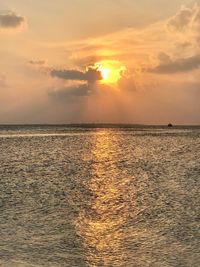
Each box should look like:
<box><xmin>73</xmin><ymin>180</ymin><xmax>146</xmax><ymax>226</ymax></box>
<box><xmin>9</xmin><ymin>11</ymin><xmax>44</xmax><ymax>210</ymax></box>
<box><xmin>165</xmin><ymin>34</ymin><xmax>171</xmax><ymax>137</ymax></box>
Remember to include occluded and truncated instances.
<box><xmin>0</xmin><ymin>126</ymin><xmax>199</xmax><ymax>266</ymax></box>
<box><xmin>75</xmin><ymin>131</ymin><xmax>132</xmax><ymax>266</ymax></box>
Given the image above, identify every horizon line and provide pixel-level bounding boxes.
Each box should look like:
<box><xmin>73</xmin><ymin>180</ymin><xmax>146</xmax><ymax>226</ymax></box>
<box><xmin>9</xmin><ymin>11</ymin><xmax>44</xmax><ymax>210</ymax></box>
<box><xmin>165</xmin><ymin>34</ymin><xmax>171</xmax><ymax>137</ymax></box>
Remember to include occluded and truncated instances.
<box><xmin>0</xmin><ymin>123</ymin><xmax>200</xmax><ymax>127</ymax></box>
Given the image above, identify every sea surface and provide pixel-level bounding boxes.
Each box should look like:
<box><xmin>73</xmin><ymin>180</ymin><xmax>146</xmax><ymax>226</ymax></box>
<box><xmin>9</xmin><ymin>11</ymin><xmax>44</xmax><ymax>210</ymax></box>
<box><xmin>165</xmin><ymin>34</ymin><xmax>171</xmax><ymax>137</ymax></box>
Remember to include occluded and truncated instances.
<box><xmin>0</xmin><ymin>125</ymin><xmax>199</xmax><ymax>267</ymax></box>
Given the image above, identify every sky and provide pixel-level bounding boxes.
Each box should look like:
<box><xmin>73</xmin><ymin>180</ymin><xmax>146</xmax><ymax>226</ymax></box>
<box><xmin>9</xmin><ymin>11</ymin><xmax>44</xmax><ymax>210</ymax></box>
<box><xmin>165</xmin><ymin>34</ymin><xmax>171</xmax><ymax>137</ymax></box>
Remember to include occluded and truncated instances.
<box><xmin>0</xmin><ymin>0</ymin><xmax>200</xmax><ymax>124</ymax></box>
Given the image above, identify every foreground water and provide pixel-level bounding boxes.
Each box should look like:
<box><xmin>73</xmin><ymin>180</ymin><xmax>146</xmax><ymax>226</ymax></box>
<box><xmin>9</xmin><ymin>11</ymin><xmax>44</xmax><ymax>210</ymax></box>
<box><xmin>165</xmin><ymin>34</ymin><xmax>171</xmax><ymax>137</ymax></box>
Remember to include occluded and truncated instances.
<box><xmin>0</xmin><ymin>125</ymin><xmax>199</xmax><ymax>267</ymax></box>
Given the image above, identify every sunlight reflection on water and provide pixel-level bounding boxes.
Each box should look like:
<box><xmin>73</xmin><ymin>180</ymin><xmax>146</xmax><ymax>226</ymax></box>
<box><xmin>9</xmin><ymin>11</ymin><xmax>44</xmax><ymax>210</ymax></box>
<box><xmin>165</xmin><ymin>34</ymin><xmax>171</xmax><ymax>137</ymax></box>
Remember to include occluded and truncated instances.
<box><xmin>0</xmin><ymin>126</ymin><xmax>199</xmax><ymax>267</ymax></box>
<box><xmin>75</xmin><ymin>132</ymin><xmax>131</xmax><ymax>266</ymax></box>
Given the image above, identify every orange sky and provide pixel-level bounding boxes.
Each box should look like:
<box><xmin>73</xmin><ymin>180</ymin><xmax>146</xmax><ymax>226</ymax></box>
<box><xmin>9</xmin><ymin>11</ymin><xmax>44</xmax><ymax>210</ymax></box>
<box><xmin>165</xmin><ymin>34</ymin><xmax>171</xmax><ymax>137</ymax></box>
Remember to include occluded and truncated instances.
<box><xmin>0</xmin><ymin>0</ymin><xmax>199</xmax><ymax>124</ymax></box>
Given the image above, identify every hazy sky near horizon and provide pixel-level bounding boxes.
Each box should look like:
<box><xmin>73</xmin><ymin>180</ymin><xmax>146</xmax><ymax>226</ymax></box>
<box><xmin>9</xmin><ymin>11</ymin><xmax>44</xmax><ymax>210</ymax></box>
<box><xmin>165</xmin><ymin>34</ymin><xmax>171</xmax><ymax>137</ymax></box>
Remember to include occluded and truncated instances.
<box><xmin>0</xmin><ymin>0</ymin><xmax>200</xmax><ymax>124</ymax></box>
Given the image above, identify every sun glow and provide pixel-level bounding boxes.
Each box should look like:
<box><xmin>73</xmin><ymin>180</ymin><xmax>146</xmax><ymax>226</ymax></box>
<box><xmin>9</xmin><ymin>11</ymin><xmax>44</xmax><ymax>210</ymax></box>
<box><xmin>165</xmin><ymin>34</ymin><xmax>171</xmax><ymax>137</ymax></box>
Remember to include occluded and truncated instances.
<box><xmin>94</xmin><ymin>60</ymin><xmax>126</xmax><ymax>84</ymax></box>
<box><xmin>98</xmin><ymin>66</ymin><xmax>110</xmax><ymax>80</ymax></box>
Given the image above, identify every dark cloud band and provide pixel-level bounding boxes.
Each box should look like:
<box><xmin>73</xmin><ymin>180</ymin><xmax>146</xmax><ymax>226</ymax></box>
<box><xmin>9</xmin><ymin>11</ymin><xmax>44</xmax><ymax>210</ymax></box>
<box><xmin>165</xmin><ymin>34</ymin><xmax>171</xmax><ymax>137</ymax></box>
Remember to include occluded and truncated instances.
<box><xmin>149</xmin><ymin>55</ymin><xmax>200</xmax><ymax>74</ymax></box>
<box><xmin>50</xmin><ymin>68</ymin><xmax>102</xmax><ymax>82</ymax></box>
<box><xmin>0</xmin><ymin>11</ymin><xmax>25</xmax><ymax>28</ymax></box>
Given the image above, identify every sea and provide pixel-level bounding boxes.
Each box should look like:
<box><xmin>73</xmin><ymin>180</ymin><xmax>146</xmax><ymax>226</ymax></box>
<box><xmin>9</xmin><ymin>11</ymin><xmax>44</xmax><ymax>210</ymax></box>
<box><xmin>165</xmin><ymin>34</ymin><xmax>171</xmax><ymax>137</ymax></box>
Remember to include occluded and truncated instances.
<box><xmin>0</xmin><ymin>125</ymin><xmax>199</xmax><ymax>267</ymax></box>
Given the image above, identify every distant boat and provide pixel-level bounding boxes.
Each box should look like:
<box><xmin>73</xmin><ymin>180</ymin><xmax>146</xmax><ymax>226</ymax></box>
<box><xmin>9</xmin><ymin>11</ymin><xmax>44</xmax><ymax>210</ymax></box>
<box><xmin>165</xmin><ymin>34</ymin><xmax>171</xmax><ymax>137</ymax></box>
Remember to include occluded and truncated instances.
<box><xmin>168</xmin><ymin>123</ymin><xmax>173</xmax><ymax>127</ymax></box>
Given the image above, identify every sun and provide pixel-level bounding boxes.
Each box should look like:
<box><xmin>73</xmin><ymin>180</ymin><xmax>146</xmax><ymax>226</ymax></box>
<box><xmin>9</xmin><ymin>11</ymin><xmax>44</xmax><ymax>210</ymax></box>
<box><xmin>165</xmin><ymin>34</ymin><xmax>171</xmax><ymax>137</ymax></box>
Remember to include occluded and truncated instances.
<box><xmin>98</xmin><ymin>66</ymin><xmax>110</xmax><ymax>80</ymax></box>
<box><xmin>93</xmin><ymin>60</ymin><xmax>126</xmax><ymax>84</ymax></box>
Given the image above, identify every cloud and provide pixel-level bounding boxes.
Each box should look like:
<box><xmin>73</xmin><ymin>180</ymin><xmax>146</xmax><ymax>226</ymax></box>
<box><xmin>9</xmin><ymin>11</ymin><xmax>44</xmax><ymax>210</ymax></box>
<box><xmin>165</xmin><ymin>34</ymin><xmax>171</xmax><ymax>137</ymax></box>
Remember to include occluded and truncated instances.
<box><xmin>50</xmin><ymin>67</ymin><xmax>102</xmax><ymax>83</ymax></box>
<box><xmin>146</xmin><ymin>3</ymin><xmax>200</xmax><ymax>75</ymax></box>
<box><xmin>166</xmin><ymin>3</ymin><xmax>200</xmax><ymax>46</ymax></box>
<box><xmin>167</xmin><ymin>6</ymin><xmax>193</xmax><ymax>31</ymax></box>
<box><xmin>0</xmin><ymin>11</ymin><xmax>25</xmax><ymax>29</ymax></box>
<box><xmin>157</xmin><ymin>52</ymin><xmax>172</xmax><ymax>64</ymax></box>
<box><xmin>49</xmin><ymin>65</ymin><xmax>103</xmax><ymax>101</ymax></box>
<box><xmin>117</xmin><ymin>75</ymin><xmax>137</xmax><ymax>92</ymax></box>
<box><xmin>149</xmin><ymin>54</ymin><xmax>200</xmax><ymax>74</ymax></box>
<box><xmin>48</xmin><ymin>84</ymin><xmax>90</xmax><ymax>101</ymax></box>
<box><xmin>29</xmin><ymin>60</ymin><xmax>46</xmax><ymax>65</ymax></box>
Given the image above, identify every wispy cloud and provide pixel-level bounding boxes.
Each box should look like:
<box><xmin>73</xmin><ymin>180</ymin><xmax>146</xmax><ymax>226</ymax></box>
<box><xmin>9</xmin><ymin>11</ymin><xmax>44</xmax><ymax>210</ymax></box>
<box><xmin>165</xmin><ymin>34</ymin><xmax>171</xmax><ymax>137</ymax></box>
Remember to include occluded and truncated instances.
<box><xmin>167</xmin><ymin>6</ymin><xmax>193</xmax><ymax>31</ymax></box>
<box><xmin>29</xmin><ymin>60</ymin><xmax>46</xmax><ymax>65</ymax></box>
